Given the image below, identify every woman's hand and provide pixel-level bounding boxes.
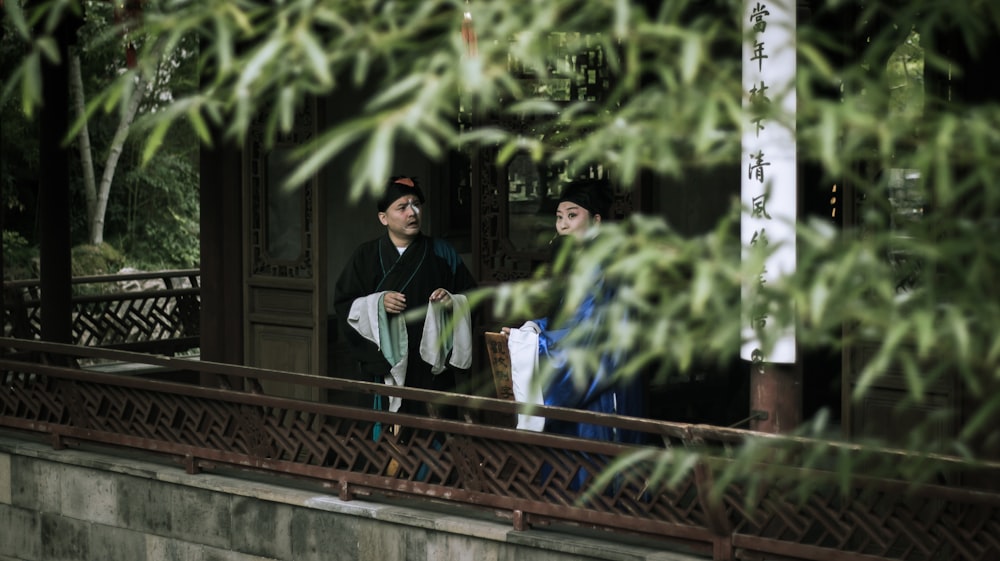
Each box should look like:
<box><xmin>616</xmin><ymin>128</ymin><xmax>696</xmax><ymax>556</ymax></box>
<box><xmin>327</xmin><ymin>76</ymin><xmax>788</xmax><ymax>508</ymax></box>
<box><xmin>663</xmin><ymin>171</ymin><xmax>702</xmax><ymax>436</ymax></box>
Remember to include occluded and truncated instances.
<box><xmin>429</xmin><ymin>288</ymin><xmax>452</xmax><ymax>306</ymax></box>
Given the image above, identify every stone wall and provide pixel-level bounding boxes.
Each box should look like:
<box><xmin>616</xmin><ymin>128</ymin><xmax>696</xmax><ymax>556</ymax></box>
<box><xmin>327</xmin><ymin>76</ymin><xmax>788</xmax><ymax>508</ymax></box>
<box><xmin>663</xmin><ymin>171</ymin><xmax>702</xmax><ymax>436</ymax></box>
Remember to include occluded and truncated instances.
<box><xmin>0</xmin><ymin>434</ymin><xmax>703</xmax><ymax>561</ymax></box>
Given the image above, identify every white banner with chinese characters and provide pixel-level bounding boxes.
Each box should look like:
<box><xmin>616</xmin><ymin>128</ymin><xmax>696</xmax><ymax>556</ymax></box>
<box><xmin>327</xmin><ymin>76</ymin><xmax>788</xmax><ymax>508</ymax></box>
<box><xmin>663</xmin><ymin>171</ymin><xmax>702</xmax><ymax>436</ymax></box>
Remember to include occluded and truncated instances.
<box><xmin>741</xmin><ymin>0</ymin><xmax>797</xmax><ymax>364</ymax></box>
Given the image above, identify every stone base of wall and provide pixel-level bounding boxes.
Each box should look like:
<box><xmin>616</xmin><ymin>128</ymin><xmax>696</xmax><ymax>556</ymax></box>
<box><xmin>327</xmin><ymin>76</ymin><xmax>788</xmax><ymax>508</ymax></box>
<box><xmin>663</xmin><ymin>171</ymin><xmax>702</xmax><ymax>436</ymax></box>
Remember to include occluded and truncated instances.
<box><xmin>0</xmin><ymin>432</ymin><xmax>706</xmax><ymax>561</ymax></box>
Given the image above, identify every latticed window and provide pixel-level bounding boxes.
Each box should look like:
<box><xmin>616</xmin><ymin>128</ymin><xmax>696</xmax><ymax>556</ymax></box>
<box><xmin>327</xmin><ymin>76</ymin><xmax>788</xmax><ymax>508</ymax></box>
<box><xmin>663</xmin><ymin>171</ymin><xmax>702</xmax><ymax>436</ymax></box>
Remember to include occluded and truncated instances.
<box><xmin>466</xmin><ymin>32</ymin><xmax>627</xmax><ymax>282</ymax></box>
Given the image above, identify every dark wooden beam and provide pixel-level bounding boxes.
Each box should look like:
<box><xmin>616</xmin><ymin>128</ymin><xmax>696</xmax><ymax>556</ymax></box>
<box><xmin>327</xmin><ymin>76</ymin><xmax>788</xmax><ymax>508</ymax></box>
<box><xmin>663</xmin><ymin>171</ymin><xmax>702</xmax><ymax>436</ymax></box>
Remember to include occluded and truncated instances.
<box><xmin>198</xmin><ymin>137</ymin><xmax>243</xmax><ymax>367</ymax></box>
<box><xmin>38</xmin><ymin>14</ymin><xmax>81</xmax><ymax>344</ymax></box>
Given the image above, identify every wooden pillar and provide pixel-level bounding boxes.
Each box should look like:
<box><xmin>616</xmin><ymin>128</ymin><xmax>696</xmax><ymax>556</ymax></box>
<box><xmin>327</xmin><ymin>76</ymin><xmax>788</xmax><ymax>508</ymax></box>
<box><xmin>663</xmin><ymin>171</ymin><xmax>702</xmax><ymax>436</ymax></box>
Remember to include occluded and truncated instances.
<box><xmin>1</xmin><ymin>149</ymin><xmax>4</xmax><ymax>294</ymax></box>
<box><xmin>198</xmin><ymin>137</ymin><xmax>243</xmax><ymax>368</ymax></box>
<box><xmin>741</xmin><ymin>0</ymin><xmax>800</xmax><ymax>434</ymax></box>
<box><xmin>38</xmin><ymin>16</ymin><xmax>79</xmax><ymax>344</ymax></box>
<box><xmin>749</xmin><ymin>361</ymin><xmax>801</xmax><ymax>433</ymax></box>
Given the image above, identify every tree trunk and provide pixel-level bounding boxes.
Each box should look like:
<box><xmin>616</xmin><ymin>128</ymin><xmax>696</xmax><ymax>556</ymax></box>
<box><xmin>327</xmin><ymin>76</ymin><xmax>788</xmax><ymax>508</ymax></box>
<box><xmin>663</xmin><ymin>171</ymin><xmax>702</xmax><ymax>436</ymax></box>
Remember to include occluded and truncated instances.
<box><xmin>68</xmin><ymin>50</ymin><xmax>97</xmax><ymax>228</ymax></box>
<box><xmin>91</xmin><ymin>71</ymin><xmax>149</xmax><ymax>245</ymax></box>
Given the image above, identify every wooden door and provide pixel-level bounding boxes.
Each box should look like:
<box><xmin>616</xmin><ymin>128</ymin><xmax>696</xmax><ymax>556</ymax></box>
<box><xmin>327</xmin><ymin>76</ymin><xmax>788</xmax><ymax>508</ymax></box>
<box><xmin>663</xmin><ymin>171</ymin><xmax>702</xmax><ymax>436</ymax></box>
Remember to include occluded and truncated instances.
<box><xmin>243</xmin><ymin>99</ymin><xmax>326</xmax><ymax>399</ymax></box>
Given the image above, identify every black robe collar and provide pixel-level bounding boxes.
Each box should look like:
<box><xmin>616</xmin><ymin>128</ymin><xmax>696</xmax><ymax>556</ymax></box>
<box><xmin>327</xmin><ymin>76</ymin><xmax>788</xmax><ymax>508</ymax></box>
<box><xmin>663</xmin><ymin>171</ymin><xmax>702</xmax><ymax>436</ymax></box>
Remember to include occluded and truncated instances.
<box><xmin>375</xmin><ymin>234</ymin><xmax>429</xmax><ymax>293</ymax></box>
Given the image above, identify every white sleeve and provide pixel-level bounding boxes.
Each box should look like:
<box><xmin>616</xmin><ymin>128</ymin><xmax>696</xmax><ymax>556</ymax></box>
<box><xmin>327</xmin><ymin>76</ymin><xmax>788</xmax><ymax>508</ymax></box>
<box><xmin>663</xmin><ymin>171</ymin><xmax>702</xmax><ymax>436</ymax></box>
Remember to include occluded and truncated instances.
<box><xmin>507</xmin><ymin>328</ymin><xmax>545</xmax><ymax>431</ymax></box>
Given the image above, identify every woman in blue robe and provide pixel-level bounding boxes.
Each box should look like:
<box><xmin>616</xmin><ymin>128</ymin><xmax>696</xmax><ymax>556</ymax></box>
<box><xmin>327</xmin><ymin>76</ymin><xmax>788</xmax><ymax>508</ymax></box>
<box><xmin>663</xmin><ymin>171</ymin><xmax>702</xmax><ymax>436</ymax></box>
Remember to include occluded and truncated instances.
<box><xmin>505</xmin><ymin>178</ymin><xmax>645</xmax><ymax>445</ymax></box>
<box><xmin>532</xmin><ymin>284</ymin><xmax>645</xmax><ymax>445</ymax></box>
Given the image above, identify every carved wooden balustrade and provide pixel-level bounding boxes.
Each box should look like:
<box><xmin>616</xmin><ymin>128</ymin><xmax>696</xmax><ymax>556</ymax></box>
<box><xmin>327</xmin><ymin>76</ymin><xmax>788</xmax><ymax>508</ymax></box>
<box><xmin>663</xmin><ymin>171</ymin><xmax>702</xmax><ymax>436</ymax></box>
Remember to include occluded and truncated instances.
<box><xmin>3</xmin><ymin>269</ymin><xmax>200</xmax><ymax>355</ymax></box>
<box><xmin>0</xmin><ymin>338</ymin><xmax>997</xmax><ymax>561</ymax></box>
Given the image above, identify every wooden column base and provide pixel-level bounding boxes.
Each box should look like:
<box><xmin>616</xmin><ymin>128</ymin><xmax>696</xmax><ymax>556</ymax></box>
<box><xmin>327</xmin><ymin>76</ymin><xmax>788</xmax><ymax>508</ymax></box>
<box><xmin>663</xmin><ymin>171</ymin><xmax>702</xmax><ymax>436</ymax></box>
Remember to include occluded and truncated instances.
<box><xmin>749</xmin><ymin>361</ymin><xmax>802</xmax><ymax>434</ymax></box>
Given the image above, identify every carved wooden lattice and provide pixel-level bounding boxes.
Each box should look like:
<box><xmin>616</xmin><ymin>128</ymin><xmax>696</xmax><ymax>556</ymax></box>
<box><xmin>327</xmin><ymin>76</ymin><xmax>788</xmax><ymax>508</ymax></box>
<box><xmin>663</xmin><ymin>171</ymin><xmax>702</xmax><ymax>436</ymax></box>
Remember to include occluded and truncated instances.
<box><xmin>247</xmin><ymin>103</ymin><xmax>315</xmax><ymax>279</ymax></box>
<box><xmin>2</xmin><ymin>270</ymin><xmax>200</xmax><ymax>354</ymax></box>
<box><xmin>471</xmin><ymin>34</ymin><xmax>637</xmax><ymax>284</ymax></box>
<box><xmin>1</xmin><ymin>341</ymin><xmax>998</xmax><ymax>561</ymax></box>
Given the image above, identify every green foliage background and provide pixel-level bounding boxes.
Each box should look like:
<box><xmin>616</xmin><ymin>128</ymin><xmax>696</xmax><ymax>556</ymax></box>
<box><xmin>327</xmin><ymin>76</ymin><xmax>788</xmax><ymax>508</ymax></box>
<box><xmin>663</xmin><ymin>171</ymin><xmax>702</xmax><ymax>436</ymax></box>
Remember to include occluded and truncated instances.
<box><xmin>1</xmin><ymin>0</ymin><xmax>200</xmax><ymax>276</ymax></box>
<box><xmin>3</xmin><ymin>0</ymin><xmax>999</xmax><ymax>491</ymax></box>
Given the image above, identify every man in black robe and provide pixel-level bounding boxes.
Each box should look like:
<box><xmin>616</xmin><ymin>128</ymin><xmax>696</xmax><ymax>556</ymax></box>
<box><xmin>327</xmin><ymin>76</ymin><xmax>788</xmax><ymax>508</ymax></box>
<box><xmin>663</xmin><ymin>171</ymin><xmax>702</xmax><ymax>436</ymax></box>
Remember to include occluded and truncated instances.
<box><xmin>333</xmin><ymin>176</ymin><xmax>477</xmax><ymax>418</ymax></box>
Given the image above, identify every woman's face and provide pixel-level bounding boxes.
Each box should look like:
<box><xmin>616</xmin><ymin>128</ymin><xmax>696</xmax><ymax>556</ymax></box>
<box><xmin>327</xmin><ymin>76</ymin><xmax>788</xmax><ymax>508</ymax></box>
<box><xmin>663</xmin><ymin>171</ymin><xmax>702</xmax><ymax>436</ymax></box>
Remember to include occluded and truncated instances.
<box><xmin>555</xmin><ymin>201</ymin><xmax>600</xmax><ymax>239</ymax></box>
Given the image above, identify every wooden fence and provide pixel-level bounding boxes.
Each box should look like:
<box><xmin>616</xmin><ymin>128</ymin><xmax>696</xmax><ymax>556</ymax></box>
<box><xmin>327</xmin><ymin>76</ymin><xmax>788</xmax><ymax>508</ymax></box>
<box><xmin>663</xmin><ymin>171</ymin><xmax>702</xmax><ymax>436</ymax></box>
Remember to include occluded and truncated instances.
<box><xmin>3</xmin><ymin>269</ymin><xmax>200</xmax><ymax>356</ymax></box>
<box><xmin>1</xmin><ymin>338</ymin><xmax>997</xmax><ymax>561</ymax></box>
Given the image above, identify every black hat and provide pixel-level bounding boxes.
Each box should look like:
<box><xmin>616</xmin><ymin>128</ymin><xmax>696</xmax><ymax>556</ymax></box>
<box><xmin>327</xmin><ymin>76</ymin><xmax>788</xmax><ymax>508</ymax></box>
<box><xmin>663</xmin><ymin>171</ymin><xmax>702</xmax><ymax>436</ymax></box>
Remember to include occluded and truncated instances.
<box><xmin>558</xmin><ymin>178</ymin><xmax>613</xmax><ymax>219</ymax></box>
<box><xmin>377</xmin><ymin>176</ymin><xmax>425</xmax><ymax>212</ymax></box>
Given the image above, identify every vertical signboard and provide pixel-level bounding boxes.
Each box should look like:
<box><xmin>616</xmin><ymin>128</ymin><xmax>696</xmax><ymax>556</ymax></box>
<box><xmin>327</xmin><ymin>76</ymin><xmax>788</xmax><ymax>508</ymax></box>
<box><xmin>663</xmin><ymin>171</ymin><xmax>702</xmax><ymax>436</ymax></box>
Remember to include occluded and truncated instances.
<box><xmin>741</xmin><ymin>1</ymin><xmax>797</xmax><ymax>365</ymax></box>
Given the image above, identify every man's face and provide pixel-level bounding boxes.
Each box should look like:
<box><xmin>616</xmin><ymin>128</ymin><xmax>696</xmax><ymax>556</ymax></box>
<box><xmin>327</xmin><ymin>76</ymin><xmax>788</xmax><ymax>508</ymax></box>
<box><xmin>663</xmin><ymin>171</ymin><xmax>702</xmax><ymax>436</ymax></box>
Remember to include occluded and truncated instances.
<box><xmin>379</xmin><ymin>195</ymin><xmax>423</xmax><ymax>243</ymax></box>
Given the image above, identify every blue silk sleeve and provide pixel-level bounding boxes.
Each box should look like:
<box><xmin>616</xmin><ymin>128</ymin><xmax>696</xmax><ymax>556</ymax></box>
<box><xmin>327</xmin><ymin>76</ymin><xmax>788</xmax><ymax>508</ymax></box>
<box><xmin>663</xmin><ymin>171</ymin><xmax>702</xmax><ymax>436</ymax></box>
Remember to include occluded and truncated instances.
<box><xmin>536</xmin><ymin>294</ymin><xmax>618</xmax><ymax>410</ymax></box>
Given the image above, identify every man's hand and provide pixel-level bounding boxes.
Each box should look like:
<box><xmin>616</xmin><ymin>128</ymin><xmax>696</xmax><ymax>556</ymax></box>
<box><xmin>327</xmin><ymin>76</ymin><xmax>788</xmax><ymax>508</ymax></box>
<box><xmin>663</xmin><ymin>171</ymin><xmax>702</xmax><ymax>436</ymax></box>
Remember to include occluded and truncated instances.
<box><xmin>383</xmin><ymin>291</ymin><xmax>407</xmax><ymax>314</ymax></box>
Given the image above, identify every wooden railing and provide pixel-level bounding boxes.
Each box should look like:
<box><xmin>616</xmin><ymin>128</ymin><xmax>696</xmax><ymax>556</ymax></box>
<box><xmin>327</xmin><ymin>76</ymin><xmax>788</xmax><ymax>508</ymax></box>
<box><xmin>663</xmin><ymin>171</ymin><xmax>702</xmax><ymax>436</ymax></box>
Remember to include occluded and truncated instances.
<box><xmin>0</xmin><ymin>338</ymin><xmax>997</xmax><ymax>561</ymax></box>
<box><xmin>3</xmin><ymin>269</ymin><xmax>200</xmax><ymax>356</ymax></box>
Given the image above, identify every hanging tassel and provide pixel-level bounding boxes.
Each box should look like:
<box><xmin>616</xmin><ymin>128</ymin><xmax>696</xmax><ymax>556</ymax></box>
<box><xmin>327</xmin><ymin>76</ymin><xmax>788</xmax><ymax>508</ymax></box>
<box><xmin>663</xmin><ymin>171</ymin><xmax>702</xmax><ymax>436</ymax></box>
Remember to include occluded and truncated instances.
<box><xmin>461</xmin><ymin>9</ymin><xmax>477</xmax><ymax>57</ymax></box>
<box><xmin>113</xmin><ymin>0</ymin><xmax>143</xmax><ymax>69</ymax></box>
